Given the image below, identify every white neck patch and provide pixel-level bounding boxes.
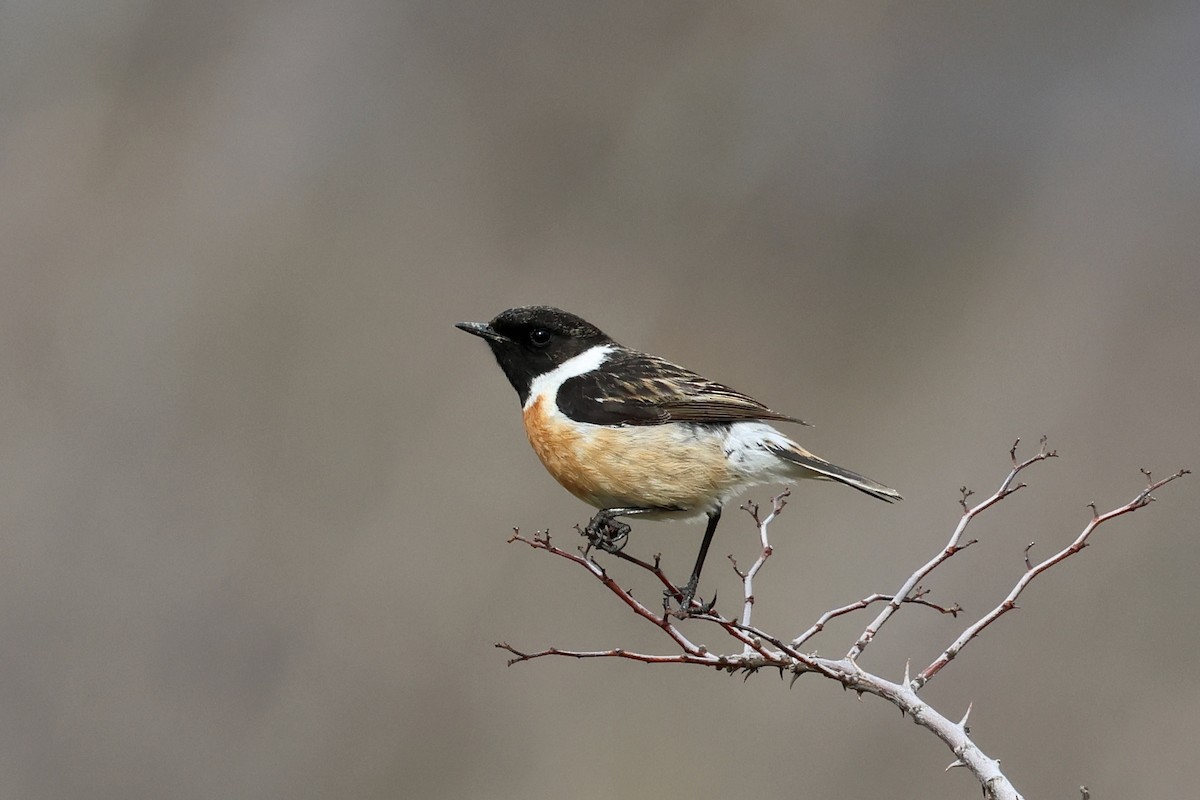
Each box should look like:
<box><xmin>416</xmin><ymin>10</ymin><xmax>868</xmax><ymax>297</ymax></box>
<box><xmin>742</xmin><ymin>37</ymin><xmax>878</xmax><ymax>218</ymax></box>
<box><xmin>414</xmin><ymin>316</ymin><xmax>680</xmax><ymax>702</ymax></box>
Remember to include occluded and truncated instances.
<box><xmin>524</xmin><ymin>344</ymin><xmax>616</xmax><ymax>411</ymax></box>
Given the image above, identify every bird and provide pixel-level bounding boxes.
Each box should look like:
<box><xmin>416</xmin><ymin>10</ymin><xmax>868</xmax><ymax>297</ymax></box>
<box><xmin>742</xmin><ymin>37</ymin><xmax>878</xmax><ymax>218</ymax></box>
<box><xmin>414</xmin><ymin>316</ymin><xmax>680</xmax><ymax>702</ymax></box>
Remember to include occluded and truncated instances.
<box><xmin>456</xmin><ymin>305</ymin><xmax>900</xmax><ymax>611</ymax></box>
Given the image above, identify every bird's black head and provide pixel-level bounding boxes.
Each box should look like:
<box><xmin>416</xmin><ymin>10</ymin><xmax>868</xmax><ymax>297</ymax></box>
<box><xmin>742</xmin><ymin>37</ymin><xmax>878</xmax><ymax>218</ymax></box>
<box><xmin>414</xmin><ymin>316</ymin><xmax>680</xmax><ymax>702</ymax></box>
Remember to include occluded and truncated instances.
<box><xmin>456</xmin><ymin>306</ymin><xmax>615</xmax><ymax>405</ymax></box>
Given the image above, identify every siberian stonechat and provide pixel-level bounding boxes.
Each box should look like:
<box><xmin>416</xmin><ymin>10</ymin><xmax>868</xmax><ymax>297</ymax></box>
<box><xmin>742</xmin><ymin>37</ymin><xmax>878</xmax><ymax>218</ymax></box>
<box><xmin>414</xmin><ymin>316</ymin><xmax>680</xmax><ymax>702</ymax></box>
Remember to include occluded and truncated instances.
<box><xmin>457</xmin><ymin>306</ymin><xmax>900</xmax><ymax>609</ymax></box>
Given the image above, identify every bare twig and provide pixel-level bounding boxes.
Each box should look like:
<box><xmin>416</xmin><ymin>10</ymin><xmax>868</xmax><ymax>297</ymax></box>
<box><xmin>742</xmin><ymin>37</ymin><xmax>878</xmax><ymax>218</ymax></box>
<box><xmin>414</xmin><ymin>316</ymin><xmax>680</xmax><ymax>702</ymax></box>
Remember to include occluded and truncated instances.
<box><xmin>846</xmin><ymin>436</ymin><xmax>1057</xmax><ymax>662</ymax></box>
<box><xmin>913</xmin><ymin>467</ymin><xmax>1190</xmax><ymax>689</ymax></box>
<box><xmin>499</xmin><ymin>441</ymin><xmax>1187</xmax><ymax>800</ymax></box>
<box><xmin>791</xmin><ymin>591</ymin><xmax>960</xmax><ymax>649</ymax></box>
<box><xmin>506</xmin><ymin>528</ymin><xmax>775</xmax><ymax>662</ymax></box>
<box><xmin>735</xmin><ymin>489</ymin><xmax>787</xmax><ymax>643</ymax></box>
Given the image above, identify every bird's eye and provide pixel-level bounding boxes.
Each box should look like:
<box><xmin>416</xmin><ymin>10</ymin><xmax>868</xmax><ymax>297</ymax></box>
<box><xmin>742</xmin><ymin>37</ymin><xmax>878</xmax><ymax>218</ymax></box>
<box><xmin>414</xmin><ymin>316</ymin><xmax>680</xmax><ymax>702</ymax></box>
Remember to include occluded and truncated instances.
<box><xmin>528</xmin><ymin>328</ymin><xmax>552</xmax><ymax>348</ymax></box>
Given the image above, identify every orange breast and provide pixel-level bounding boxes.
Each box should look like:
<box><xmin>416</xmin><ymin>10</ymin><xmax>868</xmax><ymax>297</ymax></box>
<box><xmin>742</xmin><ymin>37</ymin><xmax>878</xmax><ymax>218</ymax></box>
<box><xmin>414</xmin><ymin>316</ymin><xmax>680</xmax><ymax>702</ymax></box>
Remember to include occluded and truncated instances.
<box><xmin>521</xmin><ymin>395</ymin><xmax>733</xmax><ymax>513</ymax></box>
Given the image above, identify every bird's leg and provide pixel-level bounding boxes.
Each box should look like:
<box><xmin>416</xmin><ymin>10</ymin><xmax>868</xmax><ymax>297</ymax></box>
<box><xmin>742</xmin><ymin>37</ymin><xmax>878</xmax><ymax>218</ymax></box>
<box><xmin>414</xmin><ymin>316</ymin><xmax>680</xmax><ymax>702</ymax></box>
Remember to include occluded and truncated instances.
<box><xmin>582</xmin><ymin>509</ymin><xmax>633</xmax><ymax>554</ymax></box>
<box><xmin>670</xmin><ymin>508</ymin><xmax>721</xmax><ymax>614</ymax></box>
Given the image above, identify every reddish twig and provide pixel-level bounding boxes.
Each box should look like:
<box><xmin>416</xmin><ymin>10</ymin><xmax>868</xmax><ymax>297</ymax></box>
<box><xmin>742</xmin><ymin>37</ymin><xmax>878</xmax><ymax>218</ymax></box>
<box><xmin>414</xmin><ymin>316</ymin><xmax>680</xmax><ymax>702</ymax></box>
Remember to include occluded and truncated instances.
<box><xmin>498</xmin><ymin>441</ymin><xmax>1187</xmax><ymax>800</ymax></box>
<box><xmin>497</xmin><ymin>641</ymin><xmax>716</xmax><ymax>667</ymax></box>
<box><xmin>505</xmin><ymin>528</ymin><xmax>775</xmax><ymax>663</ymax></box>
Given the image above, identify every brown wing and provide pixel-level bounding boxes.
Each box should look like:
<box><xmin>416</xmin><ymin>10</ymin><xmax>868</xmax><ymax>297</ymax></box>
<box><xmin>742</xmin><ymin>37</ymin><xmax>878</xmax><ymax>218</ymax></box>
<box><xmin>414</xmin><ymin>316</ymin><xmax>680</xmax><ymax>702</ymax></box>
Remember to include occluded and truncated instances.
<box><xmin>556</xmin><ymin>349</ymin><xmax>806</xmax><ymax>426</ymax></box>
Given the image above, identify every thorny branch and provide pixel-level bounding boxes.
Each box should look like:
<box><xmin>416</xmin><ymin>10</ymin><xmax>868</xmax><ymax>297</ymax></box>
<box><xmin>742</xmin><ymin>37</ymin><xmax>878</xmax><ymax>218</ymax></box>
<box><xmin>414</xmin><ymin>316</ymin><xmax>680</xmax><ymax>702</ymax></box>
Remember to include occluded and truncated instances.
<box><xmin>913</xmin><ymin>465</ymin><xmax>1190</xmax><ymax>689</ymax></box>
<box><xmin>846</xmin><ymin>436</ymin><xmax>1057</xmax><ymax>662</ymax></box>
<box><xmin>497</xmin><ymin>439</ymin><xmax>1188</xmax><ymax>800</ymax></box>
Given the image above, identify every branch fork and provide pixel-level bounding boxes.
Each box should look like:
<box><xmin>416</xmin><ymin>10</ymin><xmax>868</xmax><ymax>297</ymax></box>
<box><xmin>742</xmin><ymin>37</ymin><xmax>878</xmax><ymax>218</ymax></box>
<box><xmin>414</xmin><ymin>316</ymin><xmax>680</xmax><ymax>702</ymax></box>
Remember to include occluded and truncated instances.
<box><xmin>498</xmin><ymin>438</ymin><xmax>1188</xmax><ymax>800</ymax></box>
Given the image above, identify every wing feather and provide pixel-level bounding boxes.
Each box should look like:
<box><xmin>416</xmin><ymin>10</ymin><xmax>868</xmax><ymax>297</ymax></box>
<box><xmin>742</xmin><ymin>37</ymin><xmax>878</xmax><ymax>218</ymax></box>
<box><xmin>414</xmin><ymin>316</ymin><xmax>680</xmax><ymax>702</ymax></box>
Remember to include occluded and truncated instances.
<box><xmin>556</xmin><ymin>349</ymin><xmax>806</xmax><ymax>426</ymax></box>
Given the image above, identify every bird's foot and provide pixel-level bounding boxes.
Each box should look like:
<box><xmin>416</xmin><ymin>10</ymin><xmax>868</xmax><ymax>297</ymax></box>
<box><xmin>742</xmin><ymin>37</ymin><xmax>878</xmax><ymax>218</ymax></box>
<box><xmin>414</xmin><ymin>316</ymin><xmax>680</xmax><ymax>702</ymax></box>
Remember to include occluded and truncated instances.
<box><xmin>664</xmin><ymin>580</ymin><xmax>717</xmax><ymax>617</ymax></box>
<box><xmin>581</xmin><ymin>510</ymin><xmax>631</xmax><ymax>554</ymax></box>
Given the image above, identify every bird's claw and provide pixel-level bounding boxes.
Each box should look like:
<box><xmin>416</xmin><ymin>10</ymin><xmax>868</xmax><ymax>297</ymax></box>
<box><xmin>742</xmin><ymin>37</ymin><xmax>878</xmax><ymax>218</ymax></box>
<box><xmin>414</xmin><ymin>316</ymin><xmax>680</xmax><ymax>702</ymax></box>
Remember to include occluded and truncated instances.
<box><xmin>582</xmin><ymin>510</ymin><xmax>631</xmax><ymax>554</ymax></box>
<box><xmin>691</xmin><ymin>591</ymin><xmax>718</xmax><ymax>615</ymax></box>
<box><xmin>664</xmin><ymin>583</ymin><xmax>717</xmax><ymax>616</ymax></box>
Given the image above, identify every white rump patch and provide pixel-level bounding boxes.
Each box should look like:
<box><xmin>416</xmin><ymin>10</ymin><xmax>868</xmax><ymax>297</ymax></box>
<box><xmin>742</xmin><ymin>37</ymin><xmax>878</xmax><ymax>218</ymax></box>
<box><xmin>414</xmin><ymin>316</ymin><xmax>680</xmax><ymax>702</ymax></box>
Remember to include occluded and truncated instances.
<box><xmin>722</xmin><ymin>422</ymin><xmax>802</xmax><ymax>481</ymax></box>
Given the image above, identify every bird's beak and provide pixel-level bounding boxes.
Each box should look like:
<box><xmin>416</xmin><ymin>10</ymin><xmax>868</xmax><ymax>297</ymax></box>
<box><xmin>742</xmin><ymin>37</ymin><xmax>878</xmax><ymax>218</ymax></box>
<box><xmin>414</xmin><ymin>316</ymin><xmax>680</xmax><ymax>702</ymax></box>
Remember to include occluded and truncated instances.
<box><xmin>455</xmin><ymin>321</ymin><xmax>510</xmax><ymax>344</ymax></box>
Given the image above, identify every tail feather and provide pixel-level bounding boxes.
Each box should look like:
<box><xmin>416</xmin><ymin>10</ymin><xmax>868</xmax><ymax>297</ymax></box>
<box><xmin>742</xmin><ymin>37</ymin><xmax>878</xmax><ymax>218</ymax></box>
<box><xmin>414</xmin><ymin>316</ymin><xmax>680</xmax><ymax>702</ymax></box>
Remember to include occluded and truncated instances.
<box><xmin>768</xmin><ymin>445</ymin><xmax>902</xmax><ymax>503</ymax></box>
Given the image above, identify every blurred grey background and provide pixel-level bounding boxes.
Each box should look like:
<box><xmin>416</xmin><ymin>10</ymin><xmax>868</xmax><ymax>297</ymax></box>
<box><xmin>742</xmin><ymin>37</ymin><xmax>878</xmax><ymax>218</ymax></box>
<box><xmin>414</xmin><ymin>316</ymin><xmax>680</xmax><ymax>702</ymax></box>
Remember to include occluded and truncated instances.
<box><xmin>3</xmin><ymin>2</ymin><xmax>1198</xmax><ymax>798</ymax></box>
